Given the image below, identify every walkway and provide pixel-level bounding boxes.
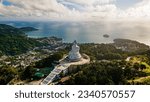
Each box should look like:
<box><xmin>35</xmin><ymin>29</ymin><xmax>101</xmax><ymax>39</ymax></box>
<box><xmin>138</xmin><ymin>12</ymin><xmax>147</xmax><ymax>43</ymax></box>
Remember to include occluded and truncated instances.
<box><xmin>40</xmin><ymin>54</ymin><xmax>90</xmax><ymax>85</ymax></box>
<box><xmin>40</xmin><ymin>64</ymin><xmax>68</xmax><ymax>85</ymax></box>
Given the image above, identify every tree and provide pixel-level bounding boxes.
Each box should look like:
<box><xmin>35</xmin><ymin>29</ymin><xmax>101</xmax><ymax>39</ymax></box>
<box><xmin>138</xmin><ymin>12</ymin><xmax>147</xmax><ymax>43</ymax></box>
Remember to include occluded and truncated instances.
<box><xmin>140</xmin><ymin>64</ymin><xmax>146</xmax><ymax>70</ymax></box>
<box><xmin>65</xmin><ymin>62</ymin><xmax>127</xmax><ymax>85</ymax></box>
<box><xmin>133</xmin><ymin>63</ymin><xmax>140</xmax><ymax>70</ymax></box>
<box><xmin>0</xmin><ymin>66</ymin><xmax>17</xmax><ymax>84</ymax></box>
<box><xmin>21</xmin><ymin>66</ymin><xmax>36</xmax><ymax>80</ymax></box>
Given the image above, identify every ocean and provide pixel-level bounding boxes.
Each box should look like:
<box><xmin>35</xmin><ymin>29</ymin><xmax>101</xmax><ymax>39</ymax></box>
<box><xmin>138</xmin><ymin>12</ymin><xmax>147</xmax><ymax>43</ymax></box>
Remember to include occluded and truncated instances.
<box><xmin>1</xmin><ymin>21</ymin><xmax>150</xmax><ymax>45</ymax></box>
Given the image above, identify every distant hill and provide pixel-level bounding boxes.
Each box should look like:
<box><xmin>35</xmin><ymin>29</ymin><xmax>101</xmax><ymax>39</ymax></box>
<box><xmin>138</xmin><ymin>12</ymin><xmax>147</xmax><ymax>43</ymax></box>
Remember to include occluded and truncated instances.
<box><xmin>0</xmin><ymin>24</ymin><xmax>25</xmax><ymax>36</ymax></box>
<box><xmin>0</xmin><ymin>24</ymin><xmax>43</xmax><ymax>55</ymax></box>
<box><xmin>19</xmin><ymin>27</ymin><xmax>38</xmax><ymax>32</ymax></box>
<box><xmin>113</xmin><ymin>39</ymin><xmax>150</xmax><ymax>52</ymax></box>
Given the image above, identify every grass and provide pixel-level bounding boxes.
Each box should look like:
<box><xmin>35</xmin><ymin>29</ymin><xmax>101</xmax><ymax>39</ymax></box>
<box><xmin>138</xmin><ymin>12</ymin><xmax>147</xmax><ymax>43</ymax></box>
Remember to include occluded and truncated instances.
<box><xmin>131</xmin><ymin>76</ymin><xmax>150</xmax><ymax>84</ymax></box>
<box><xmin>127</xmin><ymin>56</ymin><xmax>150</xmax><ymax>84</ymax></box>
<box><xmin>141</xmin><ymin>62</ymin><xmax>150</xmax><ymax>75</ymax></box>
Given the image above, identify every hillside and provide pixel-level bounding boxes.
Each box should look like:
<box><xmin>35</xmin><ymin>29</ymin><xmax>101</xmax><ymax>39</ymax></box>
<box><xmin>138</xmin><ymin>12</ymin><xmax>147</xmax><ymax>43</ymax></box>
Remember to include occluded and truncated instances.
<box><xmin>19</xmin><ymin>27</ymin><xmax>38</xmax><ymax>32</ymax></box>
<box><xmin>0</xmin><ymin>24</ymin><xmax>43</xmax><ymax>55</ymax></box>
<box><xmin>113</xmin><ymin>39</ymin><xmax>150</xmax><ymax>52</ymax></box>
<box><xmin>0</xmin><ymin>24</ymin><xmax>25</xmax><ymax>36</ymax></box>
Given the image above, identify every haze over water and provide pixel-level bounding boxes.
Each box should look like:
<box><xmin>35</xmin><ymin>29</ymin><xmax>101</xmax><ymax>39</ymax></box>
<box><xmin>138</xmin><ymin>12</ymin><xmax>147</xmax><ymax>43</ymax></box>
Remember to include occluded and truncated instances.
<box><xmin>1</xmin><ymin>21</ymin><xmax>150</xmax><ymax>45</ymax></box>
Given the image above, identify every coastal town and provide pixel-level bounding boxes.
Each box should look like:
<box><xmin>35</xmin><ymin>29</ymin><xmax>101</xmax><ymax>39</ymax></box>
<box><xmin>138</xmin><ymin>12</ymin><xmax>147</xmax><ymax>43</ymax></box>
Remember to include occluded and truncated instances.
<box><xmin>0</xmin><ymin>37</ymin><xmax>65</xmax><ymax>69</ymax></box>
<box><xmin>1</xmin><ymin>39</ymin><xmax>90</xmax><ymax>85</ymax></box>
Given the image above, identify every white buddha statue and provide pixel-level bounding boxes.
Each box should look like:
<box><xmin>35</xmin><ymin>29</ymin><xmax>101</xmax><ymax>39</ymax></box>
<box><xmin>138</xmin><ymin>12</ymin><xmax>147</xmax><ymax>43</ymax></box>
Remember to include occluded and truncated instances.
<box><xmin>68</xmin><ymin>40</ymin><xmax>82</xmax><ymax>61</ymax></box>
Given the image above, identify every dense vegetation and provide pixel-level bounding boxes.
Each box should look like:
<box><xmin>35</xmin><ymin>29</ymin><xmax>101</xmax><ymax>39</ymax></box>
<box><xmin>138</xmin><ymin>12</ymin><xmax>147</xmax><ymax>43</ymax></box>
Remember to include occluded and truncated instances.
<box><xmin>64</xmin><ymin>61</ymin><xmax>149</xmax><ymax>85</ymax></box>
<box><xmin>34</xmin><ymin>50</ymin><xmax>67</xmax><ymax>68</ymax></box>
<box><xmin>0</xmin><ymin>24</ymin><xmax>44</xmax><ymax>55</ymax></box>
<box><xmin>80</xmin><ymin>43</ymin><xmax>128</xmax><ymax>60</ymax></box>
<box><xmin>113</xmin><ymin>39</ymin><xmax>149</xmax><ymax>52</ymax></box>
<box><xmin>20</xmin><ymin>66</ymin><xmax>37</xmax><ymax>80</ymax></box>
<box><xmin>62</xmin><ymin>42</ymin><xmax>150</xmax><ymax>85</ymax></box>
<box><xmin>19</xmin><ymin>50</ymin><xmax>66</xmax><ymax>80</ymax></box>
<box><xmin>0</xmin><ymin>65</ymin><xmax>18</xmax><ymax>84</ymax></box>
<box><xmin>79</xmin><ymin>40</ymin><xmax>150</xmax><ymax>61</ymax></box>
<box><xmin>0</xmin><ymin>24</ymin><xmax>25</xmax><ymax>36</ymax></box>
<box><xmin>0</xmin><ymin>49</ymin><xmax>66</xmax><ymax>84</ymax></box>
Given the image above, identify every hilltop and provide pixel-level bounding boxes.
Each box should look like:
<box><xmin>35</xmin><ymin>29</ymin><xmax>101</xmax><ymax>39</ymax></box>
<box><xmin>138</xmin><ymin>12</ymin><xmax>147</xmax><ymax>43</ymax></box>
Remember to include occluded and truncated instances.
<box><xmin>19</xmin><ymin>27</ymin><xmax>38</xmax><ymax>32</ymax></box>
<box><xmin>0</xmin><ymin>24</ymin><xmax>43</xmax><ymax>55</ymax></box>
<box><xmin>0</xmin><ymin>24</ymin><xmax>25</xmax><ymax>36</ymax></box>
<box><xmin>113</xmin><ymin>38</ymin><xmax>149</xmax><ymax>52</ymax></box>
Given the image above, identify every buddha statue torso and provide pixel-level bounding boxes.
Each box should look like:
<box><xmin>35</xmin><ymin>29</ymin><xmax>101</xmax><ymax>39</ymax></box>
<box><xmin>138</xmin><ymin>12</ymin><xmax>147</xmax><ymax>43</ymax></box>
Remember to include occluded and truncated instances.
<box><xmin>68</xmin><ymin>40</ymin><xmax>82</xmax><ymax>61</ymax></box>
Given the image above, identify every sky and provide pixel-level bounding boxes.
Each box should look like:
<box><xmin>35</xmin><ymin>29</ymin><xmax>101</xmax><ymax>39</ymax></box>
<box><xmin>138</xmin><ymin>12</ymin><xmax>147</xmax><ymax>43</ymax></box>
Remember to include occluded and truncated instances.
<box><xmin>0</xmin><ymin>0</ymin><xmax>150</xmax><ymax>21</ymax></box>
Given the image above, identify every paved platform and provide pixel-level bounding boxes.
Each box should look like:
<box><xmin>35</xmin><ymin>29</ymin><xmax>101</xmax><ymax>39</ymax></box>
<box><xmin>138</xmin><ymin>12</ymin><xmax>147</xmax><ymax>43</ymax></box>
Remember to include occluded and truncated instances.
<box><xmin>40</xmin><ymin>54</ymin><xmax>90</xmax><ymax>85</ymax></box>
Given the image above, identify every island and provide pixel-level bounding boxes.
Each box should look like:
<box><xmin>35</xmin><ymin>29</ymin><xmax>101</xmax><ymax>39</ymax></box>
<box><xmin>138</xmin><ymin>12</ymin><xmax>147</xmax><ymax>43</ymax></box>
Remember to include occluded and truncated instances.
<box><xmin>19</xmin><ymin>27</ymin><xmax>38</xmax><ymax>32</ymax></box>
<box><xmin>103</xmin><ymin>34</ymin><xmax>110</xmax><ymax>38</ymax></box>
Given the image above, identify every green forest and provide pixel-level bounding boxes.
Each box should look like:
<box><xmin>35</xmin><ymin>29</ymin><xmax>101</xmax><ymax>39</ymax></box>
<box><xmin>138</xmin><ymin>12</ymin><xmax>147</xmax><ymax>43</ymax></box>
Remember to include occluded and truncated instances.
<box><xmin>61</xmin><ymin>43</ymin><xmax>150</xmax><ymax>85</ymax></box>
<box><xmin>0</xmin><ymin>24</ymin><xmax>44</xmax><ymax>56</ymax></box>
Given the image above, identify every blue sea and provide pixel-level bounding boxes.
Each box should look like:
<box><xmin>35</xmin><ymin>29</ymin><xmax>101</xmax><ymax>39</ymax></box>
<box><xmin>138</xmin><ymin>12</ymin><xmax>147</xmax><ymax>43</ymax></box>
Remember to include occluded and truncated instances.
<box><xmin>1</xmin><ymin>21</ymin><xmax>150</xmax><ymax>45</ymax></box>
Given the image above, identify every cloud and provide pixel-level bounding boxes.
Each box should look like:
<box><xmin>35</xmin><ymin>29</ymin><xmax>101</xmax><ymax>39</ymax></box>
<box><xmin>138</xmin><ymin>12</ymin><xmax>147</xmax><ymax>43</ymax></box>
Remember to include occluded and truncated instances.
<box><xmin>0</xmin><ymin>0</ymin><xmax>2</xmax><ymax>4</ymax></box>
<box><xmin>125</xmin><ymin>0</ymin><xmax>150</xmax><ymax>18</ymax></box>
<box><xmin>64</xmin><ymin>0</ymin><xmax>115</xmax><ymax>5</ymax></box>
<box><xmin>0</xmin><ymin>0</ymin><xmax>150</xmax><ymax>21</ymax></box>
<box><xmin>115</xmin><ymin>0</ymin><xmax>150</xmax><ymax>20</ymax></box>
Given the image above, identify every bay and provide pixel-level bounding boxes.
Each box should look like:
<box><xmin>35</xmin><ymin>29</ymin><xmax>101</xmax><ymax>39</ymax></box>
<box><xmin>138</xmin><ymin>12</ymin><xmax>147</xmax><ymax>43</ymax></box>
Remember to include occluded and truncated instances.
<box><xmin>1</xmin><ymin>21</ymin><xmax>150</xmax><ymax>45</ymax></box>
